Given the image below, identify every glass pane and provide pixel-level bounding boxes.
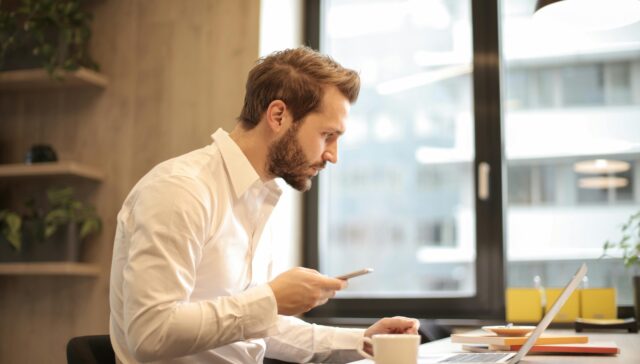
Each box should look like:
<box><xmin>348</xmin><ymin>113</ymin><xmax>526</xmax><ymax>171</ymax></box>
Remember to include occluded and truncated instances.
<box><xmin>501</xmin><ymin>0</ymin><xmax>640</xmax><ymax>305</ymax></box>
<box><xmin>318</xmin><ymin>0</ymin><xmax>475</xmax><ymax>298</ymax></box>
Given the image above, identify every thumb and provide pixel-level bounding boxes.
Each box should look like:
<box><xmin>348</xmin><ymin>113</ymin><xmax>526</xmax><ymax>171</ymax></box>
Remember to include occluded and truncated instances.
<box><xmin>319</xmin><ymin>276</ymin><xmax>348</xmax><ymax>290</ymax></box>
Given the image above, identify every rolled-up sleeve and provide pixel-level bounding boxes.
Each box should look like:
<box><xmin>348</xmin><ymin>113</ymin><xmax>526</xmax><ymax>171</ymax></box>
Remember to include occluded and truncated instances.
<box><xmin>121</xmin><ymin>177</ymin><xmax>279</xmax><ymax>362</ymax></box>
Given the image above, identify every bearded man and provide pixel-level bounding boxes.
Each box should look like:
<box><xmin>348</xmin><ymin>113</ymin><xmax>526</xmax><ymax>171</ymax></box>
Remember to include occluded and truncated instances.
<box><xmin>109</xmin><ymin>47</ymin><xmax>418</xmax><ymax>364</ymax></box>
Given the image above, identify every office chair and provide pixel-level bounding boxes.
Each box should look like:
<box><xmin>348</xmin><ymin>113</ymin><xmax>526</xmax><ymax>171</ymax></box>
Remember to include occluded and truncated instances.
<box><xmin>419</xmin><ymin>319</ymin><xmax>452</xmax><ymax>343</ymax></box>
<box><xmin>65</xmin><ymin>335</ymin><xmax>294</xmax><ymax>364</ymax></box>
<box><xmin>67</xmin><ymin>335</ymin><xmax>115</xmax><ymax>364</ymax></box>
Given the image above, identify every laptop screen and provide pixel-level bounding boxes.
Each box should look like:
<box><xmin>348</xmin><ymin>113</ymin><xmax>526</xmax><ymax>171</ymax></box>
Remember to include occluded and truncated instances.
<box><xmin>508</xmin><ymin>263</ymin><xmax>588</xmax><ymax>363</ymax></box>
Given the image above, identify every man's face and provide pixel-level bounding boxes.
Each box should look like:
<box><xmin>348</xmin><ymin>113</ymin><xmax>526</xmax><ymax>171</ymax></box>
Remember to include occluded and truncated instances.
<box><xmin>267</xmin><ymin>86</ymin><xmax>350</xmax><ymax>191</ymax></box>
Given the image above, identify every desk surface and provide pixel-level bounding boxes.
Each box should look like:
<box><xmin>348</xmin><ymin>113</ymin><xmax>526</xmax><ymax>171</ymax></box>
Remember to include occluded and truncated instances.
<box><xmin>349</xmin><ymin>330</ymin><xmax>639</xmax><ymax>363</ymax></box>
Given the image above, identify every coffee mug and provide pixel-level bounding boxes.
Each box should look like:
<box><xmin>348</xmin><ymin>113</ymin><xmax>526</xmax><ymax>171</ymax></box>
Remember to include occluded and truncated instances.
<box><xmin>357</xmin><ymin>334</ymin><xmax>420</xmax><ymax>364</ymax></box>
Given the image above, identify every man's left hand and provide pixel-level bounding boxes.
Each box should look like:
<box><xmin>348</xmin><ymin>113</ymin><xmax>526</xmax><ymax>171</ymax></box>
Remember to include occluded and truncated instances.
<box><xmin>362</xmin><ymin>316</ymin><xmax>420</xmax><ymax>354</ymax></box>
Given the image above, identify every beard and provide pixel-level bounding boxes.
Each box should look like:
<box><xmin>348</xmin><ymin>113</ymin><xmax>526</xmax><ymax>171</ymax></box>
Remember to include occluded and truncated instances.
<box><xmin>267</xmin><ymin>123</ymin><xmax>324</xmax><ymax>192</ymax></box>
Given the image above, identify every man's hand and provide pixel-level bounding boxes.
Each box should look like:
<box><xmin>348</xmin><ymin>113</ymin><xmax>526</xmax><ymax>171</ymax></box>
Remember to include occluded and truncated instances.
<box><xmin>268</xmin><ymin>267</ymin><xmax>347</xmax><ymax>316</ymax></box>
<box><xmin>362</xmin><ymin>317</ymin><xmax>420</xmax><ymax>355</ymax></box>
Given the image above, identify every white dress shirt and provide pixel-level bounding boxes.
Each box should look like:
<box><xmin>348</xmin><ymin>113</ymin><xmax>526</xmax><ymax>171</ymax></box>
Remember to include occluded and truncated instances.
<box><xmin>109</xmin><ymin>128</ymin><xmax>365</xmax><ymax>364</ymax></box>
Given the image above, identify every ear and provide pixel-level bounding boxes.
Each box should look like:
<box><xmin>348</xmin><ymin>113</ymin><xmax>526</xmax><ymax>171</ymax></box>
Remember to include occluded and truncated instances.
<box><xmin>265</xmin><ymin>99</ymin><xmax>288</xmax><ymax>132</ymax></box>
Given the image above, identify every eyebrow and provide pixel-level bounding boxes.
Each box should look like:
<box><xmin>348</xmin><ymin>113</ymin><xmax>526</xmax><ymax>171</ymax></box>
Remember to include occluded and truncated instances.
<box><xmin>327</xmin><ymin>128</ymin><xmax>345</xmax><ymax>136</ymax></box>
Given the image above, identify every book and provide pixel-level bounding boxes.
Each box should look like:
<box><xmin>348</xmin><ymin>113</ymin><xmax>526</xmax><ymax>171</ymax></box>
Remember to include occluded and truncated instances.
<box><xmin>451</xmin><ymin>333</ymin><xmax>589</xmax><ymax>346</ymax></box>
<box><xmin>462</xmin><ymin>341</ymin><xmax>619</xmax><ymax>355</ymax></box>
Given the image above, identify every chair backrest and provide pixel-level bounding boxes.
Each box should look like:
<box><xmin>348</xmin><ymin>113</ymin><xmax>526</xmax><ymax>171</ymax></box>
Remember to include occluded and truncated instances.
<box><xmin>419</xmin><ymin>319</ymin><xmax>452</xmax><ymax>343</ymax></box>
<box><xmin>67</xmin><ymin>335</ymin><xmax>115</xmax><ymax>364</ymax></box>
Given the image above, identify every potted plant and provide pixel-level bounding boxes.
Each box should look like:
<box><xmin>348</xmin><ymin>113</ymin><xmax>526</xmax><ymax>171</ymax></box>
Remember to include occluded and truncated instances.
<box><xmin>0</xmin><ymin>0</ymin><xmax>99</xmax><ymax>77</ymax></box>
<box><xmin>0</xmin><ymin>186</ymin><xmax>101</xmax><ymax>262</ymax></box>
<box><xmin>602</xmin><ymin>210</ymin><xmax>640</xmax><ymax>320</ymax></box>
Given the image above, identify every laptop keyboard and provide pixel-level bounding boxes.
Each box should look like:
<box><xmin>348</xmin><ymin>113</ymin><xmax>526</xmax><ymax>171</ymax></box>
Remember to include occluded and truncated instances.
<box><xmin>439</xmin><ymin>353</ymin><xmax>512</xmax><ymax>362</ymax></box>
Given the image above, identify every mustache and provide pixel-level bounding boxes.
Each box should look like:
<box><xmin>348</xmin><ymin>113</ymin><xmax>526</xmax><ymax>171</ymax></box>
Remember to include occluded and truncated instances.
<box><xmin>311</xmin><ymin>162</ymin><xmax>326</xmax><ymax>169</ymax></box>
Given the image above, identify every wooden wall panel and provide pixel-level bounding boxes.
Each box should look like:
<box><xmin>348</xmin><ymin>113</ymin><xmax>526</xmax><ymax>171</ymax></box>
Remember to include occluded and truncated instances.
<box><xmin>0</xmin><ymin>1</ymin><xmax>260</xmax><ymax>363</ymax></box>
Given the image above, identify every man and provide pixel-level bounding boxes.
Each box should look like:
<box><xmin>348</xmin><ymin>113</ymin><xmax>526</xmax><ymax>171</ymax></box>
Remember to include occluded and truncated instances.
<box><xmin>109</xmin><ymin>47</ymin><xmax>418</xmax><ymax>364</ymax></box>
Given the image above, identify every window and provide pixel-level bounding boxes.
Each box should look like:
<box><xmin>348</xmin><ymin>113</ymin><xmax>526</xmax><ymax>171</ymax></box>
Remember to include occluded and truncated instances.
<box><xmin>502</xmin><ymin>0</ymin><xmax>640</xmax><ymax>305</ymax></box>
<box><xmin>305</xmin><ymin>0</ymin><xmax>503</xmax><ymax>318</ymax></box>
<box><xmin>305</xmin><ymin>0</ymin><xmax>639</xmax><ymax>319</ymax></box>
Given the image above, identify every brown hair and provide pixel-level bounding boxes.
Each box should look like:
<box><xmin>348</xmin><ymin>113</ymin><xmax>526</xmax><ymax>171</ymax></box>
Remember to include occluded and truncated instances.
<box><xmin>238</xmin><ymin>47</ymin><xmax>360</xmax><ymax>129</ymax></box>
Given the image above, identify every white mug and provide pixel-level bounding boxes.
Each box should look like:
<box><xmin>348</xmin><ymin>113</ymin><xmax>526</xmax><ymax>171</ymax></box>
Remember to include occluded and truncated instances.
<box><xmin>357</xmin><ymin>334</ymin><xmax>420</xmax><ymax>364</ymax></box>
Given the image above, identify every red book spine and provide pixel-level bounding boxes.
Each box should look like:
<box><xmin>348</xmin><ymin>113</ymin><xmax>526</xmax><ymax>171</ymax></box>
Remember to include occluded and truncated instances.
<box><xmin>509</xmin><ymin>345</ymin><xmax>619</xmax><ymax>354</ymax></box>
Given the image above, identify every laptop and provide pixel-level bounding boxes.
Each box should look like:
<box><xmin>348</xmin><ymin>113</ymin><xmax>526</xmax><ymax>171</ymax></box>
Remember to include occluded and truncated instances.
<box><xmin>423</xmin><ymin>263</ymin><xmax>588</xmax><ymax>364</ymax></box>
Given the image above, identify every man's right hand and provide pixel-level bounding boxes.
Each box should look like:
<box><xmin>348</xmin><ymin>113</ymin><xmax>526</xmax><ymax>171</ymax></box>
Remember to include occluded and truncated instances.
<box><xmin>268</xmin><ymin>267</ymin><xmax>347</xmax><ymax>316</ymax></box>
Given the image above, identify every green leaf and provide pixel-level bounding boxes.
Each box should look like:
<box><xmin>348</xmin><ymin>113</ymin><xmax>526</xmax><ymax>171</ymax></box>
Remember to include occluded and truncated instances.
<box><xmin>47</xmin><ymin>186</ymin><xmax>74</xmax><ymax>207</ymax></box>
<box><xmin>44</xmin><ymin>224</ymin><xmax>57</xmax><ymax>239</ymax></box>
<box><xmin>6</xmin><ymin>231</ymin><xmax>21</xmax><ymax>251</ymax></box>
<box><xmin>0</xmin><ymin>210</ymin><xmax>22</xmax><ymax>251</ymax></box>
<box><xmin>5</xmin><ymin>213</ymin><xmax>20</xmax><ymax>232</ymax></box>
<box><xmin>625</xmin><ymin>255</ymin><xmax>638</xmax><ymax>268</ymax></box>
<box><xmin>70</xmin><ymin>200</ymin><xmax>82</xmax><ymax>212</ymax></box>
<box><xmin>45</xmin><ymin>208</ymin><xmax>70</xmax><ymax>227</ymax></box>
<box><xmin>79</xmin><ymin>218</ymin><xmax>100</xmax><ymax>239</ymax></box>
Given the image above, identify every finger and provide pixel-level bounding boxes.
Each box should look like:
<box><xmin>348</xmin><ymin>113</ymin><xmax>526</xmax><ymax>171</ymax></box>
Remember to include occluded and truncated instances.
<box><xmin>404</xmin><ymin>325</ymin><xmax>419</xmax><ymax>334</ymax></box>
<box><xmin>385</xmin><ymin>317</ymin><xmax>419</xmax><ymax>331</ymax></box>
<box><xmin>339</xmin><ymin>279</ymin><xmax>348</xmax><ymax>289</ymax></box>
<box><xmin>400</xmin><ymin>318</ymin><xmax>420</xmax><ymax>333</ymax></box>
<box><xmin>298</xmin><ymin>267</ymin><xmax>319</xmax><ymax>274</ymax></box>
<box><xmin>318</xmin><ymin>288</ymin><xmax>338</xmax><ymax>303</ymax></box>
<box><xmin>319</xmin><ymin>276</ymin><xmax>347</xmax><ymax>290</ymax></box>
<box><xmin>410</xmin><ymin>319</ymin><xmax>420</xmax><ymax>333</ymax></box>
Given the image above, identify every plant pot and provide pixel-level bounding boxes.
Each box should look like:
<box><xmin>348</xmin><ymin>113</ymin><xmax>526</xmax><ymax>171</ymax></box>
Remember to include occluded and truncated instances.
<box><xmin>21</xmin><ymin>221</ymin><xmax>80</xmax><ymax>262</ymax></box>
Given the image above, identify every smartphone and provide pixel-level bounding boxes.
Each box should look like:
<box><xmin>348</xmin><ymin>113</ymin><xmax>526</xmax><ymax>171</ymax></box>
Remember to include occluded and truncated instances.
<box><xmin>335</xmin><ymin>268</ymin><xmax>374</xmax><ymax>280</ymax></box>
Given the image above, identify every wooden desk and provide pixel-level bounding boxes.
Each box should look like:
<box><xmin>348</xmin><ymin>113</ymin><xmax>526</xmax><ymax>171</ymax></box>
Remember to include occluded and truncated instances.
<box><xmin>349</xmin><ymin>330</ymin><xmax>639</xmax><ymax>363</ymax></box>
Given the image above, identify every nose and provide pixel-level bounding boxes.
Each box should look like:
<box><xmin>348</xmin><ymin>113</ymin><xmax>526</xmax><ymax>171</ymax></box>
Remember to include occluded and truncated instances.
<box><xmin>323</xmin><ymin>142</ymin><xmax>338</xmax><ymax>164</ymax></box>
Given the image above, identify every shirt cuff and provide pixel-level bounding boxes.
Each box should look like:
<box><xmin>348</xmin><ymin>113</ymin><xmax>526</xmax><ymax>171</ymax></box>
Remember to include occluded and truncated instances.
<box><xmin>330</xmin><ymin>327</ymin><xmax>366</xmax><ymax>350</ymax></box>
<box><xmin>237</xmin><ymin>284</ymin><xmax>280</xmax><ymax>338</ymax></box>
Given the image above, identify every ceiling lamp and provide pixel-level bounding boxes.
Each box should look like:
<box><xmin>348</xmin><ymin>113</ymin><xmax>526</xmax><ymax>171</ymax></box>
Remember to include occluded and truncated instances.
<box><xmin>534</xmin><ymin>0</ymin><xmax>640</xmax><ymax>31</ymax></box>
<box><xmin>573</xmin><ymin>159</ymin><xmax>631</xmax><ymax>174</ymax></box>
<box><xmin>578</xmin><ymin>176</ymin><xmax>629</xmax><ymax>189</ymax></box>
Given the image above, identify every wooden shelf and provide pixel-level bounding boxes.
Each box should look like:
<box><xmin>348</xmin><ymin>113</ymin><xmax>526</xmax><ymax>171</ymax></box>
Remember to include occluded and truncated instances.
<box><xmin>0</xmin><ymin>262</ymin><xmax>100</xmax><ymax>277</ymax></box>
<box><xmin>0</xmin><ymin>67</ymin><xmax>108</xmax><ymax>90</ymax></box>
<box><xmin>0</xmin><ymin>161</ymin><xmax>104</xmax><ymax>181</ymax></box>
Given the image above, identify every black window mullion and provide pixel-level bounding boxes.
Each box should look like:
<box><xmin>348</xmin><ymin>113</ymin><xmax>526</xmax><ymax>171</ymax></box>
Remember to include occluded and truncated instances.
<box><xmin>471</xmin><ymin>0</ymin><xmax>507</xmax><ymax>319</ymax></box>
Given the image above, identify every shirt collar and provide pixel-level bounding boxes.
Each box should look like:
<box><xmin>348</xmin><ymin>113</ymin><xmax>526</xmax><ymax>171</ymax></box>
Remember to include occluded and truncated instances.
<box><xmin>211</xmin><ymin>128</ymin><xmax>281</xmax><ymax>199</ymax></box>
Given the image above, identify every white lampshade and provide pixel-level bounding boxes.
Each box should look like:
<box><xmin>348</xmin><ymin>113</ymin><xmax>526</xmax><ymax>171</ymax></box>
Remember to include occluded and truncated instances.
<box><xmin>534</xmin><ymin>0</ymin><xmax>640</xmax><ymax>31</ymax></box>
<box><xmin>573</xmin><ymin>159</ymin><xmax>631</xmax><ymax>174</ymax></box>
<box><xmin>578</xmin><ymin>176</ymin><xmax>629</xmax><ymax>189</ymax></box>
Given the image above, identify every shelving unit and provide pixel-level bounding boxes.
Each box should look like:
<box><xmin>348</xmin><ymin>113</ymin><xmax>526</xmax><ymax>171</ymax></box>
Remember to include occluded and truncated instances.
<box><xmin>0</xmin><ymin>262</ymin><xmax>100</xmax><ymax>277</ymax></box>
<box><xmin>0</xmin><ymin>162</ymin><xmax>104</xmax><ymax>275</ymax></box>
<box><xmin>0</xmin><ymin>67</ymin><xmax>108</xmax><ymax>90</ymax></box>
<box><xmin>0</xmin><ymin>161</ymin><xmax>104</xmax><ymax>181</ymax></box>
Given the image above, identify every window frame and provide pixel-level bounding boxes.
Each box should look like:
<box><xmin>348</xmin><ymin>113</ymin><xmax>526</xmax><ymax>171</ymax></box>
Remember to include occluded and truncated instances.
<box><xmin>302</xmin><ymin>0</ymin><xmax>507</xmax><ymax>319</ymax></box>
